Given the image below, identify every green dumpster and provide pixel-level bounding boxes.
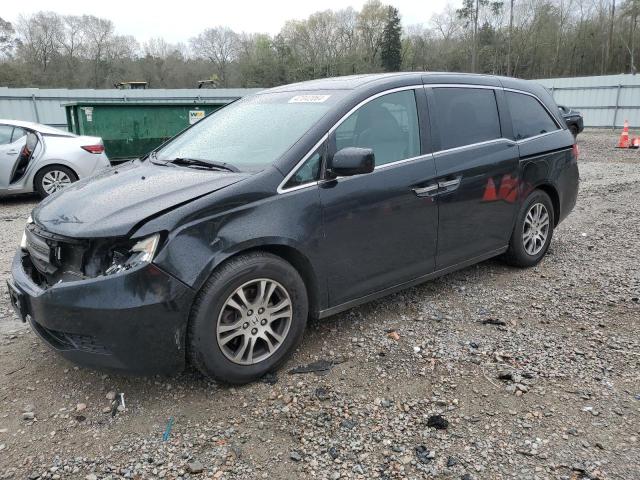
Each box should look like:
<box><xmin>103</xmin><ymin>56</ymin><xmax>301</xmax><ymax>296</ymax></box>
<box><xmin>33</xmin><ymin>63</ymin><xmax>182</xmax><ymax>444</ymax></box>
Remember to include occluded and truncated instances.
<box><xmin>64</xmin><ymin>101</ymin><xmax>226</xmax><ymax>161</ymax></box>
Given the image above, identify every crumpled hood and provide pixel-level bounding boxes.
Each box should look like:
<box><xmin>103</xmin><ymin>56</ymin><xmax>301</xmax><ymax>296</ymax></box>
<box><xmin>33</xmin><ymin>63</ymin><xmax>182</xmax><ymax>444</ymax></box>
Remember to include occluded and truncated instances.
<box><xmin>33</xmin><ymin>160</ymin><xmax>249</xmax><ymax>238</ymax></box>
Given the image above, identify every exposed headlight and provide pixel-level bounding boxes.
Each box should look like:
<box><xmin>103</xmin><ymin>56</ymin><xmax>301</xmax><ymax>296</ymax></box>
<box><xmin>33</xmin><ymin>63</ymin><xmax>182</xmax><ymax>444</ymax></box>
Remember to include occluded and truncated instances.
<box><xmin>20</xmin><ymin>215</ymin><xmax>33</xmax><ymax>250</ymax></box>
<box><xmin>104</xmin><ymin>233</ymin><xmax>160</xmax><ymax>275</ymax></box>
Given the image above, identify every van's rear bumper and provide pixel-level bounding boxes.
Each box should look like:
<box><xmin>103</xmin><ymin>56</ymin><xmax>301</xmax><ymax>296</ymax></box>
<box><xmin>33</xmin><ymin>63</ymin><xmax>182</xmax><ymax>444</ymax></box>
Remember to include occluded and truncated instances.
<box><xmin>9</xmin><ymin>252</ymin><xmax>195</xmax><ymax>374</ymax></box>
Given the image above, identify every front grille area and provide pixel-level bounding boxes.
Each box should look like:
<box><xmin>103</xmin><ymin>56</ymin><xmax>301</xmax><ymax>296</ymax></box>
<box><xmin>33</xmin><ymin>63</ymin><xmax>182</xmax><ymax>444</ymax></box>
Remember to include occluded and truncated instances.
<box><xmin>25</xmin><ymin>228</ymin><xmax>52</xmax><ymax>272</ymax></box>
<box><xmin>24</xmin><ymin>224</ymin><xmax>89</xmax><ymax>286</ymax></box>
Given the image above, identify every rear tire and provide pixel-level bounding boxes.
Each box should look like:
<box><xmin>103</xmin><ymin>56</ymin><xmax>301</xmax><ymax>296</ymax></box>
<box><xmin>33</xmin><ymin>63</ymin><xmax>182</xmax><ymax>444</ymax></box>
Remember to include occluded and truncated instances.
<box><xmin>503</xmin><ymin>189</ymin><xmax>555</xmax><ymax>268</ymax></box>
<box><xmin>188</xmin><ymin>252</ymin><xmax>308</xmax><ymax>384</ymax></box>
<box><xmin>34</xmin><ymin>165</ymin><xmax>78</xmax><ymax>198</ymax></box>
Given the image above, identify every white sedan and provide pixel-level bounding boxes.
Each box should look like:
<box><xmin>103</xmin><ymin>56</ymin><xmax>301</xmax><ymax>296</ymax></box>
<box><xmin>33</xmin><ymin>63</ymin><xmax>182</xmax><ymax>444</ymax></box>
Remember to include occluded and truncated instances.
<box><xmin>0</xmin><ymin>119</ymin><xmax>111</xmax><ymax>198</ymax></box>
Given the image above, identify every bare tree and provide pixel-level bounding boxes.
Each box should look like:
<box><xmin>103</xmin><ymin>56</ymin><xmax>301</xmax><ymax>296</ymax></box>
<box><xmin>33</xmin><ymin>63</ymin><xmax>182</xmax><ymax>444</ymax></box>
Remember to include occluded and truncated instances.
<box><xmin>190</xmin><ymin>27</ymin><xmax>238</xmax><ymax>86</ymax></box>
<box><xmin>16</xmin><ymin>12</ymin><xmax>63</xmax><ymax>73</ymax></box>
<box><xmin>0</xmin><ymin>17</ymin><xmax>19</xmax><ymax>59</ymax></box>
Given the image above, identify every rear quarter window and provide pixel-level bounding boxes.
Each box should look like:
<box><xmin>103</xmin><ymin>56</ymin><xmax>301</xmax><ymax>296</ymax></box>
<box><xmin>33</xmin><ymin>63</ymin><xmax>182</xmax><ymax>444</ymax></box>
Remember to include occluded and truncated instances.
<box><xmin>0</xmin><ymin>125</ymin><xmax>13</xmax><ymax>145</ymax></box>
<box><xmin>506</xmin><ymin>91</ymin><xmax>559</xmax><ymax>140</ymax></box>
<box><xmin>11</xmin><ymin>127</ymin><xmax>27</xmax><ymax>142</ymax></box>
<box><xmin>432</xmin><ymin>87</ymin><xmax>502</xmax><ymax>150</ymax></box>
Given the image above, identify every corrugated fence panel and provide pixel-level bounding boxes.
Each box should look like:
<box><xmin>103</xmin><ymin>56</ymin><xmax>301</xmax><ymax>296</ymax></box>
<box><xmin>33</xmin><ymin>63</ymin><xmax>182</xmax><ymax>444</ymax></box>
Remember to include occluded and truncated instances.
<box><xmin>0</xmin><ymin>87</ymin><xmax>263</xmax><ymax>131</ymax></box>
<box><xmin>536</xmin><ymin>74</ymin><xmax>640</xmax><ymax>127</ymax></box>
<box><xmin>4</xmin><ymin>77</ymin><xmax>640</xmax><ymax>129</ymax></box>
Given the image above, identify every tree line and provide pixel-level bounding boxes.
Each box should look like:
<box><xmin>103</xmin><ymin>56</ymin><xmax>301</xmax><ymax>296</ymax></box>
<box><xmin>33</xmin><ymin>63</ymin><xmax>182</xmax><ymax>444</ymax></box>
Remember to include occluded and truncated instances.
<box><xmin>0</xmin><ymin>0</ymin><xmax>638</xmax><ymax>89</ymax></box>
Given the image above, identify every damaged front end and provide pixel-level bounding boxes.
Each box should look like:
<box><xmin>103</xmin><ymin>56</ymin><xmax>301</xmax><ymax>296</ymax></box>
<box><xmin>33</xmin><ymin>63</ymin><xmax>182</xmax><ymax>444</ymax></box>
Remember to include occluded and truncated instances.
<box><xmin>21</xmin><ymin>217</ymin><xmax>161</xmax><ymax>288</ymax></box>
<box><xmin>12</xmin><ymin>217</ymin><xmax>194</xmax><ymax>374</ymax></box>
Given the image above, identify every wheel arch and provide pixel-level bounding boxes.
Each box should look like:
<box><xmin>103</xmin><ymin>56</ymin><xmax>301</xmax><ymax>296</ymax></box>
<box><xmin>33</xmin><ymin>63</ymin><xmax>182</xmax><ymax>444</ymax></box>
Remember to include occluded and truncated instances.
<box><xmin>197</xmin><ymin>243</ymin><xmax>323</xmax><ymax>319</ymax></box>
<box><xmin>33</xmin><ymin>162</ymin><xmax>79</xmax><ymax>191</ymax></box>
<box><xmin>534</xmin><ymin>182</ymin><xmax>560</xmax><ymax>226</ymax></box>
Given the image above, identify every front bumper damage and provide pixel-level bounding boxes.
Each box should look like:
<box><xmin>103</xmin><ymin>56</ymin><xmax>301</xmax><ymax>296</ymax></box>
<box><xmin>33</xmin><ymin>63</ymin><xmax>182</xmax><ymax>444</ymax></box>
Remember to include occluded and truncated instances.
<box><xmin>10</xmin><ymin>250</ymin><xmax>195</xmax><ymax>374</ymax></box>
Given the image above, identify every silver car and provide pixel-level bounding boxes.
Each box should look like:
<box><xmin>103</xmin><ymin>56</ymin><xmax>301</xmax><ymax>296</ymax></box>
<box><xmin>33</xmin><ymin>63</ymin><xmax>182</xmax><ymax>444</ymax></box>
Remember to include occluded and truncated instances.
<box><xmin>0</xmin><ymin>119</ymin><xmax>110</xmax><ymax>197</ymax></box>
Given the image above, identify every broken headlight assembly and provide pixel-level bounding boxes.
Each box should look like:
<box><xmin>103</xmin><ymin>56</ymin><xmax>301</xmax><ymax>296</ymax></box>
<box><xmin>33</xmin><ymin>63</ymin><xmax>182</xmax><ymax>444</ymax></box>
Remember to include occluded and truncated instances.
<box><xmin>104</xmin><ymin>233</ymin><xmax>161</xmax><ymax>275</ymax></box>
<box><xmin>20</xmin><ymin>215</ymin><xmax>33</xmax><ymax>250</ymax></box>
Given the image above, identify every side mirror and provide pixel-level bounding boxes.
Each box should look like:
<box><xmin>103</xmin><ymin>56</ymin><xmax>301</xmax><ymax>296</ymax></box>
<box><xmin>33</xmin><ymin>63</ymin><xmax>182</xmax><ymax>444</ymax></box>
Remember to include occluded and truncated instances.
<box><xmin>328</xmin><ymin>147</ymin><xmax>375</xmax><ymax>177</ymax></box>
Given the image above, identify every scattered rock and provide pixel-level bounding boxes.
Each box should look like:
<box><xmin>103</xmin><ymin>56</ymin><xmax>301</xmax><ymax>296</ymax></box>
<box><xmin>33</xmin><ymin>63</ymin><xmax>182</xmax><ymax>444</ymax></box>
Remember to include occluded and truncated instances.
<box><xmin>415</xmin><ymin>445</ymin><xmax>434</xmax><ymax>464</ymax></box>
<box><xmin>315</xmin><ymin>387</ymin><xmax>330</xmax><ymax>401</ymax></box>
<box><xmin>426</xmin><ymin>414</ymin><xmax>449</xmax><ymax>430</ymax></box>
<box><xmin>387</xmin><ymin>330</ymin><xmax>400</xmax><ymax>341</ymax></box>
<box><xmin>186</xmin><ymin>460</ymin><xmax>204</xmax><ymax>474</ymax></box>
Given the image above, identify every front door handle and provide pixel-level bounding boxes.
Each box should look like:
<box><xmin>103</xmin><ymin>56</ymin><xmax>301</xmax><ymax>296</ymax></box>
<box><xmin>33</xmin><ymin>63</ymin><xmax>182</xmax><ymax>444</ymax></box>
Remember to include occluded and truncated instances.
<box><xmin>413</xmin><ymin>184</ymin><xmax>439</xmax><ymax>197</ymax></box>
<box><xmin>438</xmin><ymin>178</ymin><xmax>461</xmax><ymax>189</ymax></box>
<box><xmin>6</xmin><ymin>150</ymin><xmax>18</xmax><ymax>155</ymax></box>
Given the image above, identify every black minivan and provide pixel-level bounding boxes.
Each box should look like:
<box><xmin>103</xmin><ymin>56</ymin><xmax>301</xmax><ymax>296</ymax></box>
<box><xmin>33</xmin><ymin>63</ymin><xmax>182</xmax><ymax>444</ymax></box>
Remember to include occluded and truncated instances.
<box><xmin>8</xmin><ymin>73</ymin><xmax>579</xmax><ymax>383</ymax></box>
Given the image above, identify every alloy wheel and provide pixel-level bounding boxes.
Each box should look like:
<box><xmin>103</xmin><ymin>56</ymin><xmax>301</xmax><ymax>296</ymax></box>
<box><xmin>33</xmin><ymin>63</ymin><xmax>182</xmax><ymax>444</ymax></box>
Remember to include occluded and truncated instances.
<box><xmin>41</xmin><ymin>170</ymin><xmax>72</xmax><ymax>194</ymax></box>
<box><xmin>216</xmin><ymin>278</ymin><xmax>293</xmax><ymax>365</ymax></box>
<box><xmin>522</xmin><ymin>202</ymin><xmax>550</xmax><ymax>256</ymax></box>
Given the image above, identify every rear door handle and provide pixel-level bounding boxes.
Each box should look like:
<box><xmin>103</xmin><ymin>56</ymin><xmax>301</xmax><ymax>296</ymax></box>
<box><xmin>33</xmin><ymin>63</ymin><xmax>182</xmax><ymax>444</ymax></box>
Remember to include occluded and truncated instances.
<box><xmin>412</xmin><ymin>184</ymin><xmax>439</xmax><ymax>196</ymax></box>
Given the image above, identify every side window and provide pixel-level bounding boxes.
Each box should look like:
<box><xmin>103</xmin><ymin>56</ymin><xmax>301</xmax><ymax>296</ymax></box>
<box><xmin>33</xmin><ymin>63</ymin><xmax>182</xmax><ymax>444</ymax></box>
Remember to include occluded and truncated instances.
<box><xmin>433</xmin><ymin>87</ymin><xmax>501</xmax><ymax>150</ymax></box>
<box><xmin>0</xmin><ymin>125</ymin><xmax>13</xmax><ymax>145</ymax></box>
<box><xmin>334</xmin><ymin>90</ymin><xmax>420</xmax><ymax>166</ymax></box>
<box><xmin>11</xmin><ymin>127</ymin><xmax>27</xmax><ymax>143</ymax></box>
<box><xmin>506</xmin><ymin>91</ymin><xmax>559</xmax><ymax>140</ymax></box>
<box><xmin>283</xmin><ymin>148</ymin><xmax>322</xmax><ymax>189</ymax></box>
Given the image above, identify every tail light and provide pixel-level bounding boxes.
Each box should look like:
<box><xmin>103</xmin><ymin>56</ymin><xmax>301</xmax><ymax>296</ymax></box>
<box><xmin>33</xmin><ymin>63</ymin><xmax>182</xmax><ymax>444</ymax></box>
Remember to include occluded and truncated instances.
<box><xmin>81</xmin><ymin>145</ymin><xmax>105</xmax><ymax>154</ymax></box>
<box><xmin>572</xmin><ymin>143</ymin><xmax>579</xmax><ymax>160</ymax></box>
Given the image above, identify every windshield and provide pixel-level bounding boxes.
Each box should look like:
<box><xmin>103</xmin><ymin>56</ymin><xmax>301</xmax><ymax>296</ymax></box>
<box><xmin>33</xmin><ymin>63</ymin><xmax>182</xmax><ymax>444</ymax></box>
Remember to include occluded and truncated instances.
<box><xmin>156</xmin><ymin>91</ymin><xmax>345</xmax><ymax>171</ymax></box>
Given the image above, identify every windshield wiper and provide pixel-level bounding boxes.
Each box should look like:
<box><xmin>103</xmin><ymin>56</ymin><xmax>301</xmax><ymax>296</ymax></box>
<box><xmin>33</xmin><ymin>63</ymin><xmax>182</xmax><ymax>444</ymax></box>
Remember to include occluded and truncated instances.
<box><xmin>165</xmin><ymin>157</ymin><xmax>240</xmax><ymax>172</ymax></box>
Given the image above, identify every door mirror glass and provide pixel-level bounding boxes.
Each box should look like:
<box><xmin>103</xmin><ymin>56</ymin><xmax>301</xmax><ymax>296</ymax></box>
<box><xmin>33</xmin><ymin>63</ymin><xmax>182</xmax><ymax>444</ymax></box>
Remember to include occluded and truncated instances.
<box><xmin>329</xmin><ymin>147</ymin><xmax>375</xmax><ymax>177</ymax></box>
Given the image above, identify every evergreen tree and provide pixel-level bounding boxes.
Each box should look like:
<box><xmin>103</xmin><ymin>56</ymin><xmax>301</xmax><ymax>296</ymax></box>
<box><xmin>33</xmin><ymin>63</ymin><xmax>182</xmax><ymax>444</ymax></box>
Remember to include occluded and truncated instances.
<box><xmin>381</xmin><ymin>6</ymin><xmax>402</xmax><ymax>71</ymax></box>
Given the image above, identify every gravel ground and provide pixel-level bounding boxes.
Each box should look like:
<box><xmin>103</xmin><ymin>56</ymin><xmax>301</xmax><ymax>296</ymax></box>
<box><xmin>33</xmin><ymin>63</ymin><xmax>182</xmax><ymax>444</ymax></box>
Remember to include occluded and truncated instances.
<box><xmin>0</xmin><ymin>129</ymin><xmax>638</xmax><ymax>480</ymax></box>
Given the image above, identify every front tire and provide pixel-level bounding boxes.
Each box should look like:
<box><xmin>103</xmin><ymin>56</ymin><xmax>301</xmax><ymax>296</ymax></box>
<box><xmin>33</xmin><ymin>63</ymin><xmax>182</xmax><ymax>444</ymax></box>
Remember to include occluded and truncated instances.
<box><xmin>503</xmin><ymin>189</ymin><xmax>555</xmax><ymax>267</ymax></box>
<box><xmin>34</xmin><ymin>165</ymin><xmax>78</xmax><ymax>198</ymax></box>
<box><xmin>188</xmin><ymin>252</ymin><xmax>308</xmax><ymax>384</ymax></box>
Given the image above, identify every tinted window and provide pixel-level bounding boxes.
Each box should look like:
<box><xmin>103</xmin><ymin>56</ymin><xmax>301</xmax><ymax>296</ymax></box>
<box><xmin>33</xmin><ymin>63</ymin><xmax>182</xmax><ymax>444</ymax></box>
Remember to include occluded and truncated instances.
<box><xmin>506</xmin><ymin>91</ymin><xmax>559</xmax><ymax>140</ymax></box>
<box><xmin>334</xmin><ymin>90</ymin><xmax>420</xmax><ymax>166</ymax></box>
<box><xmin>433</xmin><ymin>87</ymin><xmax>501</xmax><ymax>150</ymax></box>
<box><xmin>284</xmin><ymin>148</ymin><xmax>322</xmax><ymax>189</ymax></box>
<box><xmin>0</xmin><ymin>125</ymin><xmax>13</xmax><ymax>145</ymax></box>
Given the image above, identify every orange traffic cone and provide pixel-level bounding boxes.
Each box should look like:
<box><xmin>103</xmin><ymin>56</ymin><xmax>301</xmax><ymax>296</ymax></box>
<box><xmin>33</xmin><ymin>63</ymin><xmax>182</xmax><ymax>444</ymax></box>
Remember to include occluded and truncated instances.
<box><xmin>498</xmin><ymin>174</ymin><xmax>518</xmax><ymax>203</ymax></box>
<box><xmin>632</xmin><ymin>137</ymin><xmax>640</xmax><ymax>149</ymax></box>
<box><xmin>482</xmin><ymin>177</ymin><xmax>497</xmax><ymax>202</ymax></box>
<box><xmin>617</xmin><ymin>120</ymin><xmax>630</xmax><ymax>148</ymax></box>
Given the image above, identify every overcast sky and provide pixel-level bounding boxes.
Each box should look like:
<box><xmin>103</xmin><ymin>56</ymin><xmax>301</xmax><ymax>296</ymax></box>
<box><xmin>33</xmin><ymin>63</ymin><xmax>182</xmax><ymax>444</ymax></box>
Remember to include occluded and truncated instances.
<box><xmin>3</xmin><ymin>0</ymin><xmax>459</xmax><ymax>44</ymax></box>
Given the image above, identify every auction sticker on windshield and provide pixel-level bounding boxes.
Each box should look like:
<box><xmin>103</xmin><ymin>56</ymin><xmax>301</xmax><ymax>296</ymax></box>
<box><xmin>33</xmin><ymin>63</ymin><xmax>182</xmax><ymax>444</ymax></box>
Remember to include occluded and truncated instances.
<box><xmin>288</xmin><ymin>95</ymin><xmax>331</xmax><ymax>103</ymax></box>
